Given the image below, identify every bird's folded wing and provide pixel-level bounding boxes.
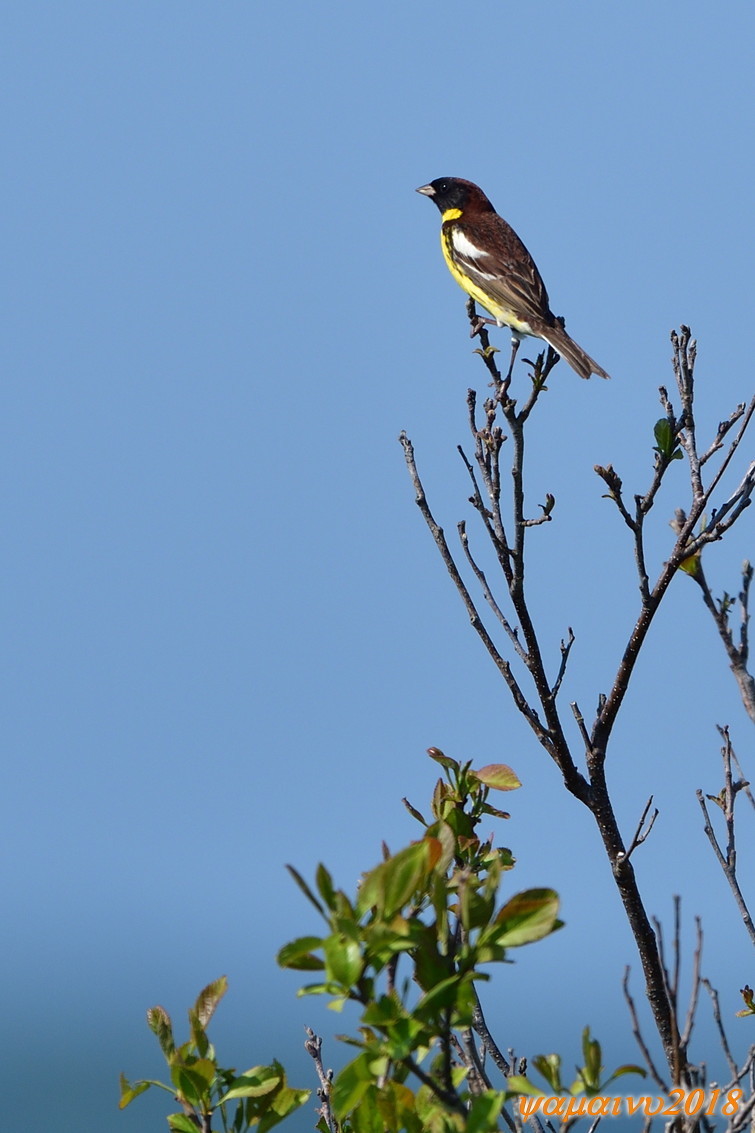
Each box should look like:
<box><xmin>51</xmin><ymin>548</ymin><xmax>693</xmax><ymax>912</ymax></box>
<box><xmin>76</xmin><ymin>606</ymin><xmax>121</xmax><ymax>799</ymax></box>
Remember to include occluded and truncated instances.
<box><xmin>453</xmin><ymin>214</ymin><xmax>553</xmax><ymax>327</ymax></box>
<box><xmin>454</xmin><ymin>249</ymin><xmax>552</xmax><ymax>328</ymax></box>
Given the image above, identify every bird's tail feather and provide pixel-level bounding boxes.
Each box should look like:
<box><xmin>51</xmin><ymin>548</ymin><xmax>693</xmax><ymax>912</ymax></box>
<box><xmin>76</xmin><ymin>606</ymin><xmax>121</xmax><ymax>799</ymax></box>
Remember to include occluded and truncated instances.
<box><xmin>541</xmin><ymin>322</ymin><xmax>610</xmax><ymax>381</ymax></box>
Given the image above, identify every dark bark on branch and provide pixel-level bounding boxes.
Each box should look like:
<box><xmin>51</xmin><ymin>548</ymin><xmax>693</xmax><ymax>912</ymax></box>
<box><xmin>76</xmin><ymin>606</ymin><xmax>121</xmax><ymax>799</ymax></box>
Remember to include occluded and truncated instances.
<box><xmin>402</xmin><ymin>319</ymin><xmax>754</xmax><ymax>1095</ymax></box>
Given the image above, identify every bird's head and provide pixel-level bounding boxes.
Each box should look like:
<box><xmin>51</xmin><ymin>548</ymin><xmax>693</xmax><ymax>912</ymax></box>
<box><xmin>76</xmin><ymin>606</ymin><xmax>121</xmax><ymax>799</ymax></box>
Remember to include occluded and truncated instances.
<box><xmin>415</xmin><ymin>177</ymin><xmax>493</xmax><ymax>217</ymax></box>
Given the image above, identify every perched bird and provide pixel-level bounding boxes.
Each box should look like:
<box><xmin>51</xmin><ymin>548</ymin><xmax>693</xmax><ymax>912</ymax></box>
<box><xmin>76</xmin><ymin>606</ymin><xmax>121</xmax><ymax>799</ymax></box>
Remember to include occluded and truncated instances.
<box><xmin>416</xmin><ymin>176</ymin><xmax>609</xmax><ymax>381</ymax></box>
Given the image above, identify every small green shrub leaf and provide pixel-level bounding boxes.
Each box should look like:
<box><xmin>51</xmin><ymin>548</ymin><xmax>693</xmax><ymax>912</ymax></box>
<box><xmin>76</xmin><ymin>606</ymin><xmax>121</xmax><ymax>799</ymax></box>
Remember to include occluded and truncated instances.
<box><xmin>494</xmin><ymin>888</ymin><xmax>561</xmax><ymax>946</ymax></box>
<box><xmin>474</xmin><ymin>764</ymin><xmax>521</xmax><ymax>791</ymax></box>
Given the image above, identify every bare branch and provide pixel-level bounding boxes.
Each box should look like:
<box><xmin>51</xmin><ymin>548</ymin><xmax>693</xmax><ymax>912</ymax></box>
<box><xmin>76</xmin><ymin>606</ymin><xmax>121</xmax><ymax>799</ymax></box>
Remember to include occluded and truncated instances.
<box><xmin>403</xmin><ymin>1053</ymin><xmax>468</xmax><ymax>1115</ymax></box>
<box><xmin>697</xmin><ymin>728</ymin><xmax>755</xmax><ymax>944</ymax></box>
<box><xmin>622</xmin><ymin>966</ymin><xmax>669</xmax><ymax>1092</ymax></box>
<box><xmin>399</xmin><ymin>431</ymin><xmax>548</xmax><ymax>742</ymax></box>
<box><xmin>688</xmin><ymin>561</ymin><xmax>755</xmax><ymax>725</ymax></box>
<box><xmin>304</xmin><ymin>1028</ymin><xmax>338</xmax><ymax>1133</ymax></box>
<box><xmin>679</xmin><ymin>917</ymin><xmax>703</xmax><ymax>1050</ymax></box>
<box><xmin>699</xmin><ymin>402</ymin><xmax>748</xmax><ymax>467</ymax></box>
<box><xmin>471</xmin><ymin>992</ymin><xmax>511</xmax><ymax>1079</ymax></box>
<box><xmin>570</xmin><ymin>701</ymin><xmax>593</xmax><ymax>755</ymax></box>
<box><xmin>458</xmin><ymin>520</ymin><xmax>527</xmax><ymax>664</ymax></box>
<box><xmin>700</xmin><ymin>395</ymin><xmax>755</xmax><ymax>510</ymax></box>
<box><xmin>671</xmin><ymin>326</ymin><xmax>703</xmax><ymax>500</ymax></box>
<box><xmin>466</xmin><ymin>297</ymin><xmax>503</xmax><ymax>386</ymax></box>
<box><xmin>594</xmin><ymin>464</ymin><xmax>636</xmax><ymax>531</ymax></box>
<box><xmin>624</xmin><ymin>796</ymin><xmax>659</xmax><ymax>861</ymax></box>
<box><xmin>551</xmin><ymin>627</ymin><xmax>575</xmax><ymax>699</ymax></box>
<box><xmin>731</xmin><ymin>741</ymin><xmax>755</xmax><ymax>810</ymax></box>
<box><xmin>403</xmin><ymin>322</ymin><xmax>753</xmax><ymax>1090</ymax></box>
<box><xmin>700</xmin><ymin>980</ymin><xmax>739</xmax><ymax>1083</ymax></box>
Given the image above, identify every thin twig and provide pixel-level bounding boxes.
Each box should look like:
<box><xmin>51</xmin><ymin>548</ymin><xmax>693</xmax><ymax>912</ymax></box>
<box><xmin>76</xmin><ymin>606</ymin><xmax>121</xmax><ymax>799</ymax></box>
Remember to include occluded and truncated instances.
<box><xmin>622</xmin><ymin>967</ymin><xmax>669</xmax><ymax>1092</ymax></box>
<box><xmin>700</xmin><ymin>394</ymin><xmax>755</xmax><ymax>509</ymax></box>
<box><xmin>696</xmin><ymin>729</ymin><xmax>755</xmax><ymax>945</ymax></box>
<box><xmin>455</xmin><ymin>1030</ymin><xmax>491</xmax><ymax>1092</ymax></box>
<box><xmin>699</xmin><ymin>402</ymin><xmax>747</xmax><ymax>467</ymax></box>
<box><xmin>551</xmin><ymin>628</ymin><xmax>575</xmax><ymax>699</ymax></box>
<box><xmin>570</xmin><ymin>701</ymin><xmax>593</xmax><ymax>755</ymax></box>
<box><xmin>403</xmin><ymin>1054</ymin><xmax>467</xmax><ymax>1114</ymax></box>
<box><xmin>700</xmin><ymin>980</ymin><xmax>739</xmax><ymax>1082</ymax></box>
<box><xmin>458</xmin><ymin>521</ymin><xmax>528</xmax><ymax>663</ymax></box>
<box><xmin>471</xmin><ymin>992</ymin><xmax>511</xmax><ymax>1079</ymax></box>
<box><xmin>624</xmin><ymin>796</ymin><xmax>659</xmax><ymax>861</ymax></box>
<box><xmin>731</xmin><ymin>741</ymin><xmax>755</xmax><ymax>810</ymax></box>
<box><xmin>679</xmin><ymin>917</ymin><xmax>702</xmax><ymax>1050</ymax></box>
<box><xmin>399</xmin><ymin>431</ymin><xmax>548</xmax><ymax>741</ymax></box>
<box><xmin>689</xmin><ymin>562</ymin><xmax>755</xmax><ymax>725</ymax></box>
<box><xmin>304</xmin><ymin>1028</ymin><xmax>337</xmax><ymax>1133</ymax></box>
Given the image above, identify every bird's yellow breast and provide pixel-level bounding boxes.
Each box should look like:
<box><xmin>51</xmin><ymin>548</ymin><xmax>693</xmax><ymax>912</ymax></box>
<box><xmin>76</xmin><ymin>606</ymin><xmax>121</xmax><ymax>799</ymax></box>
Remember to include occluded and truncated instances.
<box><xmin>439</xmin><ymin>222</ymin><xmax>532</xmax><ymax>334</ymax></box>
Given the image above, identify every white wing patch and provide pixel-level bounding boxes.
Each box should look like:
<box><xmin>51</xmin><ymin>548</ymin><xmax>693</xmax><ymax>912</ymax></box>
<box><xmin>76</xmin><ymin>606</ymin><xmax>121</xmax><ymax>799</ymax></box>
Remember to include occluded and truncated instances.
<box><xmin>451</xmin><ymin>227</ymin><xmax>500</xmax><ymax>281</ymax></box>
<box><xmin>452</xmin><ymin>228</ymin><xmax>490</xmax><ymax>261</ymax></box>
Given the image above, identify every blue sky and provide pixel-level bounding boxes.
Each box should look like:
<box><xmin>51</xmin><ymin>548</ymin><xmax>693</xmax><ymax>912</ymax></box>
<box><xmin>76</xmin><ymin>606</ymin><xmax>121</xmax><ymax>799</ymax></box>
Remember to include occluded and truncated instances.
<box><xmin>3</xmin><ymin>2</ymin><xmax>755</xmax><ymax>1130</ymax></box>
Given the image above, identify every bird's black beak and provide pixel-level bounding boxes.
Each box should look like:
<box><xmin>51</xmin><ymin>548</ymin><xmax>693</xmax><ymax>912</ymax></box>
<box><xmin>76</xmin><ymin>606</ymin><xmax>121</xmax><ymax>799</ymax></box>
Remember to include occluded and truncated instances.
<box><xmin>415</xmin><ymin>184</ymin><xmax>435</xmax><ymax>196</ymax></box>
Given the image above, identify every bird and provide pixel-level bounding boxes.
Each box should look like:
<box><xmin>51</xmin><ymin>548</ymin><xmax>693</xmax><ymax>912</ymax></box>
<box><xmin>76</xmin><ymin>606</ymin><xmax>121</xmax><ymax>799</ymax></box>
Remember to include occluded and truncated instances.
<box><xmin>416</xmin><ymin>177</ymin><xmax>609</xmax><ymax>381</ymax></box>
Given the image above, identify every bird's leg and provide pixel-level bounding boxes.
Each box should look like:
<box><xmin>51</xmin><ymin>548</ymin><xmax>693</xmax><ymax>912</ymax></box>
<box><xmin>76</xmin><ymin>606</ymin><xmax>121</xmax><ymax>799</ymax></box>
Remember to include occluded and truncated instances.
<box><xmin>469</xmin><ymin>314</ymin><xmax>498</xmax><ymax>339</ymax></box>
<box><xmin>504</xmin><ymin>335</ymin><xmax>521</xmax><ymax>382</ymax></box>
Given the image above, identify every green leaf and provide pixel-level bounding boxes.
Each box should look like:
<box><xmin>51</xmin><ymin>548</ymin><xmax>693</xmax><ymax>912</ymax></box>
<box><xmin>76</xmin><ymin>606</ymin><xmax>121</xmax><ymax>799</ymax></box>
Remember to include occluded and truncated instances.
<box><xmin>217</xmin><ymin>1065</ymin><xmax>281</xmax><ymax>1102</ymax></box>
<box><xmin>188</xmin><ymin>1012</ymin><xmax>209</xmax><ymax>1058</ymax></box>
<box><xmin>735</xmin><ymin>984</ymin><xmax>751</xmax><ymax>1016</ymax></box>
<box><xmin>473</xmin><ymin>764</ymin><xmax>521</xmax><ymax>791</ymax></box>
<box><xmin>316</xmin><ymin>864</ymin><xmax>337</xmax><ymax>910</ymax></box>
<box><xmin>188</xmin><ymin>1057</ymin><xmax>216</xmax><ymax>1088</ymax></box>
<box><xmin>357</xmin><ymin>839</ymin><xmax>440</xmax><ymax>918</ymax></box>
<box><xmin>432</xmin><ymin>821</ymin><xmax>457</xmax><ymax>872</ymax></box>
<box><xmin>505</xmin><ymin>1075</ymin><xmax>544</xmax><ymax>1096</ymax></box>
<box><xmin>653</xmin><ymin>418</ymin><xmax>684</xmax><ymax>461</ymax></box>
<box><xmin>653</xmin><ymin>418</ymin><xmax>673</xmax><ymax>452</ymax></box>
<box><xmin>168</xmin><ymin>1115</ymin><xmax>204</xmax><ymax>1133</ymax></box>
<box><xmin>277</xmin><ymin>936</ymin><xmax>325</xmax><ymax>971</ymax></box>
<box><xmin>362</xmin><ymin>995</ymin><xmax>405</xmax><ymax>1027</ymax></box>
<box><xmin>581</xmin><ymin>1027</ymin><xmax>602</xmax><ymax>1088</ymax></box>
<box><xmin>258</xmin><ymin>1084</ymin><xmax>311</xmax><ymax>1132</ymax></box>
<box><xmin>193</xmin><ymin>976</ymin><xmax>227</xmax><ymax>1029</ymax></box>
<box><xmin>679</xmin><ymin>552</ymin><xmax>700</xmax><ymax>576</ymax></box>
<box><xmin>146</xmin><ymin>1006</ymin><xmax>176</xmax><ymax>1060</ymax></box>
<box><xmin>296</xmin><ymin>981</ymin><xmax>344</xmax><ymax>998</ymax></box>
<box><xmin>324</xmin><ymin>933</ymin><xmax>363</xmax><ymax>987</ymax></box>
<box><xmin>171</xmin><ymin>1060</ymin><xmax>215</xmax><ymax>1106</ymax></box>
<box><xmin>466</xmin><ymin>1090</ymin><xmax>506</xmax><ymax>1133</ymax></box>
<box><xmin>493</xmin><ymin>888</ymin><xmax>561</xmax><ymax>946</ymax></box>
<box><xmin>414</xmin><ymin>973</ymin><xmax>476</xmax><ymax>1028</ymax></box>
<box><xmin>286</xmin><ymin>864</ymin><xmax>325</xmax><ymax>916</ymax></box>
<box><xmin>426</xmin><ymin>747</ymin><xmax>459</xmax><ymax>772</ymax></box>
<box><xmin>402</xmin><ymin>797</ymin><xmax>427</xmax><ymax>825</ymax></box>
<box><xmin>412</xmin><ymin>924</ymin><xmax>452</xmax><ymax>993</ymax></box>
<box><xmin>344</xmin><ymin>1084</ymin><xmax>383</xmax><ymax>1133</ymax></box>
<box><xmin>480</xmin><ymin>803</ymin><xmax>511</xmax><ymax>820</ymax></box>
<box><xmin>606</xmin><ymin>1063</ymin><xmax>647</xmax><ymax>1082</ymax></box>
<box><xmin>375</xmin><ymin>1081</ymin><xmax>422</xmax><ymax>1133</ymax></box>
<box><xmin>532</xmin><ymin>1052</ymin><xmax>563</xmax><ymax>1093</ymax></box>
<box><xmin>118</xmin><ymin>1074</ymin><xmax>165</xmax><ymax>1109</ymax></box>
<box><xmin>332</xmin><ymin>1053</ymin><xmax>375</xmax><ymax>1117</ymax></box>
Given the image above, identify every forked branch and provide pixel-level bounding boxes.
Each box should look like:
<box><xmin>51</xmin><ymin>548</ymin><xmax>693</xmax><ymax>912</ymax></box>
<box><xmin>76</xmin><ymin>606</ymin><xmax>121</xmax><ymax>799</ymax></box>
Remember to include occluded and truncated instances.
<box><xmin>401</xmin><ymin>319</ymin><xmax>754</xmax><ymax>1091</ymax></box>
